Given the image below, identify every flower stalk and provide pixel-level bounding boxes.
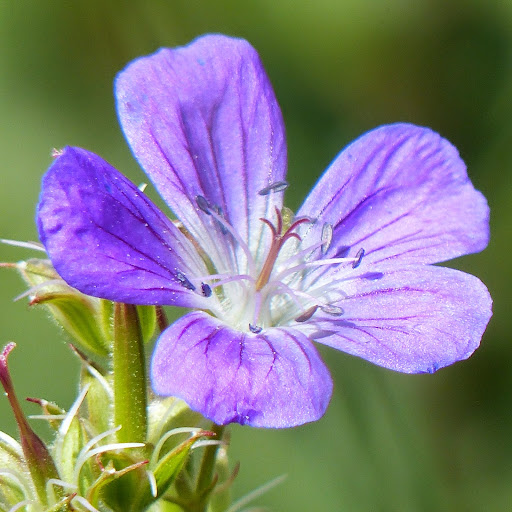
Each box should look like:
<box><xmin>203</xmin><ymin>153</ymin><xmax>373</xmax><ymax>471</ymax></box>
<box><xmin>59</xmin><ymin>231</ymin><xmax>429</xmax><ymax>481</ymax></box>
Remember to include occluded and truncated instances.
<box><xmin>112</xmin><ymin>302</ymin><xmax>148</xmax><ymax>444</ymax></box>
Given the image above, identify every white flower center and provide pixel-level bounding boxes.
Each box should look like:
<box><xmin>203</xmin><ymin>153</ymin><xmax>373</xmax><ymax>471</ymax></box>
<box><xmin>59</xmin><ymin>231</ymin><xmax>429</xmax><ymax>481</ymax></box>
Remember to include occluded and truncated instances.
<box><xmin>191</xmin><ymin>194</ymin><xmax>366</xmax><ymax>333</ymax></box>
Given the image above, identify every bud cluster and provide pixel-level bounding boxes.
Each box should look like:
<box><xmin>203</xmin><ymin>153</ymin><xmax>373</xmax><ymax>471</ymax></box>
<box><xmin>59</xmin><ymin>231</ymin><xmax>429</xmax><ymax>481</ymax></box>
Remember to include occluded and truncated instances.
<box><xmin>0</xmin><ymin>254</ymin><xmax>241</xmax><ymax>512</ymax></box>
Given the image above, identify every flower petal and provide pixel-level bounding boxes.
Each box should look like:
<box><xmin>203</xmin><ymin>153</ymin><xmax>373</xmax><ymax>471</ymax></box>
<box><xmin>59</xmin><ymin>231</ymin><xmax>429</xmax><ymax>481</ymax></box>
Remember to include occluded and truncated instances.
<box><xmin>305</xmin><ymin>265</ymin><xmax>492</xmax><ymax>373</ymax></box>
<box><xmin>297</xmin><ymin>123</ymin><xmax>489</xmax><ymax>265</ymax></box>
<box><xmin>116</xmin><ymin>34</ymin><xmax>287</xmax><ymax>273</ymax></box>
<box><xmin>37</xmin><ymin>147</ymin><xmax>210</xmax><ymax>307</ymax></box>
<box><xmin>151</xmin><ymin>311</ymin><xmax>333</xmax><ymax>428</ymax></box>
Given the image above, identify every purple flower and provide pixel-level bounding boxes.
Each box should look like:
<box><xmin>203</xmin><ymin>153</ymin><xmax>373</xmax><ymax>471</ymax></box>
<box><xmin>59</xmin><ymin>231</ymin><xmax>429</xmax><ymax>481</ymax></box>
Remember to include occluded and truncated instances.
<box><xmin>36</xmin><ymin>34</ymin><xmax>492</xmax><ymax>428</ymax></box>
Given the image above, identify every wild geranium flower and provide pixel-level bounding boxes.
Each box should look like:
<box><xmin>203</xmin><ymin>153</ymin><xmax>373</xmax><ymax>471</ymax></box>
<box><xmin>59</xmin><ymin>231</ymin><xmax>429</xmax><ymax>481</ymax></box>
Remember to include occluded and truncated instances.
<box><xmin>36</xmin><ymin>34</ymin><xmax>492</xmax><ymax>428</ymax></box>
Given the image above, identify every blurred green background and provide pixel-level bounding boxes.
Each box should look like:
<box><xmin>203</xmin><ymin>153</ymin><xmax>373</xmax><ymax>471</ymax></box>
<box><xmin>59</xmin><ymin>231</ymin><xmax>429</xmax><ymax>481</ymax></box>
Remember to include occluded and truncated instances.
<box><xmin>0</xmin><ymin>0</ymin><xmax>510</xmax><ymax>510</ymax></box>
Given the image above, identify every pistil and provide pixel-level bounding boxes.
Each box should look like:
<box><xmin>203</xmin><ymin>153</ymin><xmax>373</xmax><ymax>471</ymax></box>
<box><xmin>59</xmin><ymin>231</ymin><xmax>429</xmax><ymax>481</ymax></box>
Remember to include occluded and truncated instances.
<box><xmin>255</xmin><ymin>208</ymin><xmax>309</xmax><ymax>291</ymax></box>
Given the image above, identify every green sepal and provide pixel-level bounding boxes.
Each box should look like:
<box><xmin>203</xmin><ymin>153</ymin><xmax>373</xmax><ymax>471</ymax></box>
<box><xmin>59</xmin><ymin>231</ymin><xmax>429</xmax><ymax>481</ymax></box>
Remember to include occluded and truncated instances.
<box><xmin>0</xmin><ymin>477</ymin><xmax>26</xmax><ymax>512</ymax></box>
<box><xmin>73</xmin><ymin>347</ymin><xmax>112</xmax><ymax>436</ymax></box>
<box><xmin>87</xmin><ymin>455</ymin><xmax>148</xmax><ymax>511</ymax></box>
<box><xmin>26</xmin><ymin>397</ymin><xmax>66</xmax><ymax>431</ymax></box>
<box><xmin>0</xmin><ymin>432</ymin><xmax>31</xmax><ymax>508</ymax></box>
<box><xmin>153</xmin><ymin>434</ymin><xmax>197</xmax><ymax>496</ymax></box>
<box><xmin>44</xmin><ymin>494</ymin><xmax>75</xmax><ymax>512</ymax></box>
<box><xmin>0</xmin><ymin>431</ymin><xmax>24</xmax><ymax>469</ymax></box>
<box><xmin>53</xmin><ymin>410</ymin><xmax>90</xmax><ymax>489</ymax></box>
<box><xmin>0</xmin><ymin>343</ymin><xmax>61</xmax><ymax>506</ymax></box>
<box><xmin>98</xmin><ymin>298</ymin><xmax>114</xmax><ymax>346</ymax></box>
<box><xmin>133</xmin><ymin>430</ymin><xmax>213</xmax><ymax>511</ymax></box>
<box><xmin>147</xmin><ymin>398</ymin><xmax>203</xmax><ymax>448</ymax></box>
<box><xmin>13</xmin><ymin>258</ymin><xmax>111</xmax><ymax>357</ymax></box>
<box><xmin>137</xmin><ymin>305</ymin><xmax>157</xmax><ymax>343</ymax></box>
<box><xmin>146</xmin><ymin>501</ymin><xmax>184</xmax><ymax>512</ymax></box>
<box><xmin>208</xmin><ymin>430</ymin><xmax>237</xmax><ymax>512</ymax></box>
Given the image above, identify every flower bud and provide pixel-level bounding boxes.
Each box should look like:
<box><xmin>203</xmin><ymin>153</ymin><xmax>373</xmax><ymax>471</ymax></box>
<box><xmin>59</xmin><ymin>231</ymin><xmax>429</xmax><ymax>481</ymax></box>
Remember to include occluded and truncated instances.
<box><xmin>0</xmin><ymin>343</ymin><xmax>60</xmax><ymax>505</ymax></box>
<box><xmin>9</xmin><ymin>258</ymin><xmax>112</xmax><ymax>357</ymax></box>
<box><xmin>6</xmin><ymin>257</ymin><xmax>158</xmax><ymax>358</ymax></box>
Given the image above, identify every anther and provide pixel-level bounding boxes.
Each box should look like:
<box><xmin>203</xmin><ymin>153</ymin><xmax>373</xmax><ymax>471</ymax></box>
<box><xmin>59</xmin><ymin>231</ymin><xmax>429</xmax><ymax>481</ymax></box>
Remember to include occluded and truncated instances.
<box><xmin>249</xmin><ymin>324</ymin><xmax>263</xmax><ymax>334</ymax></box>
<box><xmin>195</xmin><ymin>195</ymin><xmax>211</xmax><ymax>215</ymax></box>
<box><xmin>258</xmin><ymin>180</ymin><xmax>289</xmax><ymax>196</ymax></box>
<box><xmin>175</xmin><ymin>271</ymin><xmax>196</xmax><ymax>291</ymax></box>
<box><xmin>295</xmin><ymin>305</ymin><xmax>318</xmax><ymax>323</ymax></box>
<box><xmin>138</xmin><ymin>182</ymin><xmax>148</xmax><ymax>192</ymax></box>
<box><xmin>201</xmin><ymin>283</ymin><xmax>212</xmax><ymax>297</ymax></box>
<box><xmin>321</xmin><ymin>222</ymin><xmax>333</xmax><ymax>254</ymax></box>
<box><xmin>320</xmin><ymin>304</ymin><xmax>344</xmax><ymax>316</ymax></box>
<box><xmin>360</xmin><ymin>271</ymin><xmax>383</xmax><ymax>280</ymax></box>
<box><xmin>352</xmin><ymin>248</ymin><xmax>365</xmax><ymax>269</ymax></box>
<box><xmin>211</xmin><ymin>204</ymin><xmax>228</xmax><ymax>235</ymax></box>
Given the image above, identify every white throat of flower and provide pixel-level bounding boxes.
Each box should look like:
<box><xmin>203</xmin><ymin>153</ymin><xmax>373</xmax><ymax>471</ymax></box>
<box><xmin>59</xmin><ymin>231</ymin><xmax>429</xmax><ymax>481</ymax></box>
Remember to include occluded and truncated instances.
<box><xmin>188</xmin><ymin>189</ymin><xmax>365</xmax><ymax>334</ymax></box>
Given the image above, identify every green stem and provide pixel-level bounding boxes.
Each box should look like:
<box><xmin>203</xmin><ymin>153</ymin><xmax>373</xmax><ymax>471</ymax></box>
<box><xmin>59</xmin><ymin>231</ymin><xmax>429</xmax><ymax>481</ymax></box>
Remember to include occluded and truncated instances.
<box><xmin>194</xmin><ymin>424</ymin><xmax>225</xmax><ymax>507</ymax></box>
<box><xmin>113</xmin><ymin>303</ymin><xmax>148</xmax><ymax>444</ymax></box>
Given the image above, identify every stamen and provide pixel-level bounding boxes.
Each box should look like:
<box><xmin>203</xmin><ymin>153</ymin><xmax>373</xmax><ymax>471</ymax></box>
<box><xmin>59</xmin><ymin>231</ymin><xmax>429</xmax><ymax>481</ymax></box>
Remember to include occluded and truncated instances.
<box><xmin>249</xmin><ymin>324</ymin><xmax>263</xmax><ymax>334</ymax></box>
<box><xmin>138</xmin><ymin>182</ymin><xmax>148</xmax><ymax>192</ymax></box>
<box><xmin>201</xmin><ymin>282</ymin><xmax>212</xmax><ymax>297</ymax></box>
<box><xmin>264</xmin><ymin>281</ymin><xmax>315</xmax><ymax>315</ymax></box>
<box><xmin>321</xmin><ymin>223</ymin><xmax>333</xmax><ymax>254</ymax></box>
<box><xmin>207</xmin><ymin>208</ymin><xmax>257</xmax><ymax>277</ymax></box>
<box><xmin>201</xmin><ymin>273</ymin><xmax>253</xmax><ymax>289</ymax></box>
<box><xmin>258</xmin><ymin>180</ymin><xmax>289</xmax><ymax>196</ymax></box>
<box><xmin>274</xmin><ymin>256</ymin><xmax>362</xmax><ymax>282</ymax></box>
<box><xmin>352</xmin><ymin>248</ymin><xmax>365</xmax><ymax>268</ymax></box>
<box><xmin>295</xmin><ymin>305</ymin><xmax>318</xmax><ymax>323</ymax></box>
<box><xmin>360</xmin><ymin>271</ymin><xmax>384</xmax><ymax>280</ymax></box>
<box><xmin>175</xmin><ymin>271</ymin><xmax>196</xmax><ymax>291</ymax></box>
<box><xmin>250</xmin><ymin>291</ymin><xmax>264</xmax><ymax>329</ymax></box>
<box><xmin>195</xmin><ymin>195</ymin><xmax>211</xmax><ymax>215</ymax></box>
<box><xmin>276</xmin><ymin>239</ymin><xmax>324</xmax><ymax>267</ymax></box>
<box><xmin>320</xmin><ymin>304</ymin><xmax>344</xmax><ymax>316</ymax></box>
<box><xmin>301</xmin><ymin>277</ymin><xmax>348</xmax><ymax>302</ymax></box>
<box><xmin>211</xmin><ymin>204</ymin><xmax>228</xmax><ymax>234</ymax></box>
